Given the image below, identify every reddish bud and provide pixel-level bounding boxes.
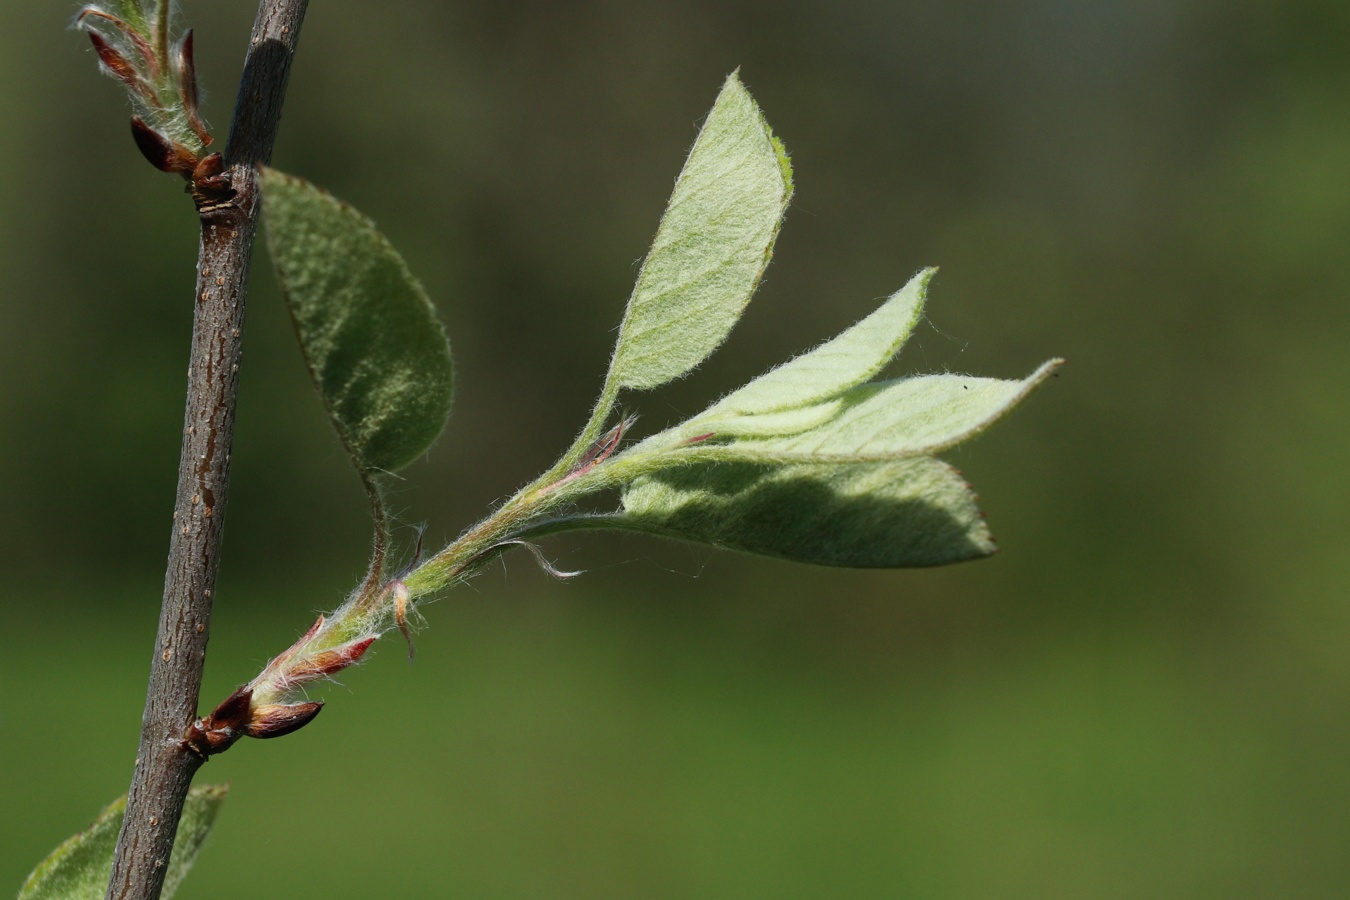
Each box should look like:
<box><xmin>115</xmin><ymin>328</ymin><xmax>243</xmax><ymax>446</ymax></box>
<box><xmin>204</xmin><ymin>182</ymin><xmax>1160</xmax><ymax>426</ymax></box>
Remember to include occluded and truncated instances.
<box><xmin>191</xmin><ymin>153</ymin><xmax>235</xmax><ymax>209</ymax></box>
<box><xmin>185</xmin><ymin>689</ymin><xmax>326</xmax><ymax>753</ymax></box>
<box><xmin>88</xmin><ymin>30</ymin><xmax>135</xmax><ymax>82</ymax></box>
<box><xmin>245</xmin><ymin>701</ymin><xmax>324</xmax><ymax>739</ymax></box>
<box><xmin>205</xmin><ymin>686</ymin><xmax>254</xmax><ymax>731</ymax></box>
<box><xmin>77</xmin><ymin>8</ymin><xmax>159</xmax><ymax>77</ymax></box>
<box><xmin>175</xmin><ymin>30</ymin><xmax>213</xmax><ymax>147</ymax></box>
<box><xmin>574</xmin><ymin>416</ymin><xmax>635</xmax><ymax>473</ymax></box>
<box><xmin>184</xmin><ymin>686</ymin><xmax>254</xmax><ymax>757</ymax></box>
<box><xmin>546</xmin><ymin>416</ymin><xmax>639</xmax><ymax>494</ymax></box>
<box><xmin>264</xmin><ymin>614</ymin><xmax>324</xmax><ymax>675</ymax></box>
<box><xmin>299</xmin><ymin>614</ymin><xmax>327</xmax><ymax>643</ymax></box>
<box><xmin>184</xmin><ymin>721</ymin><xmax>240</xmax><ymax>757</ymax></box>
<box><xmin>193</xmin><ymin>152</ymin><xmax>224</xmax><ymax>182</ymax></box>
<box><xmin>284</xmin><ymin>636</ymin><xmax>376</xmax><ymax>685</ymax></box>
<box><xmin>130</xmin><ymin>116</ymin><xmax>199</xmax><ymax>175</ymax></box>
<box><xmin>88</xmin><ymin>31</ymin><xmax>154</xmax><ymax>102</ymax></box>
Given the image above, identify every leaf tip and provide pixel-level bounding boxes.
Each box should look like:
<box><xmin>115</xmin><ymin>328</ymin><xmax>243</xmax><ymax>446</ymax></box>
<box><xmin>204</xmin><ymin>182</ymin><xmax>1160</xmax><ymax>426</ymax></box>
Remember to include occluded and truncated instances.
<box><xmin>908</xmin><ymin>265</ymin><xmax>938</xmax><ymax>314</ymax></box>
<box><xmin>1028</xmin><ymin>357</ymin><xmax>1067</xmax><ymax>387</ymax></box>
<box><xmin>769</xmin><ymin>131</ymin><xmax>794</xmax><ymax>199</ymax></box>
<box><xmin>727</xmin><ymin>70</ymin><xmax>794</xmax><ymax>201</ymax></box>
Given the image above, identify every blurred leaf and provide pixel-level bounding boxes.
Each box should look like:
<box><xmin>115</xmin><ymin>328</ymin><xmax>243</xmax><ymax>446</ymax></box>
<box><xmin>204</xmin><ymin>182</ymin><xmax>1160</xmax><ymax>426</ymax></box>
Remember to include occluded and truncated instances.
<box><xmin>694</xmin><ymin>268</ymin><xmax>933</xmax><ymax>420</ymax></box>
<box><xmin>19</xmin><ymin>785</ymin><xmax>228</xmax><ymax>900</ymax></box>
<box><xmin>606</xmin><ymin>72</ymin><xmax>793</xmax><ymax>392</ymax></box>
<box><xmin>697</xmin><ymin>359</ymin><xmax>1063</xmax><ymax>460</ymax></box>
<box><xmin>619</xmin><ymin>457</ymin><xmax>995</xmax><ymax>567</ymax></box>
<box><xmin>262</xmin><ymin>168</ymin><xmax>454</xmax><ymax>474</ymax></box>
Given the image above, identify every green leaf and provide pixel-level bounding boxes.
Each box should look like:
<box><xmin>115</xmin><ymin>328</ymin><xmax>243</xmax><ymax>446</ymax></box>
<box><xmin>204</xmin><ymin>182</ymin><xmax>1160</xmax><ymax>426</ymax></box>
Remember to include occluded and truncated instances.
<box><xmin>19</xmin><ymin>785</ymin><xmax>228</xmax><ymax>900</ymax></box>
<box><xmin>606</xmin><ymin>71</ymin><xmax>793</xmax><ymax>392</ymax></box>
<box><xmin>694</xmin><ymin>398</ymin><xmax>846</xmax><ymax>438</ymax></box>
<box><xmin>262</xmin><ymin>168</ymin><xmax>454</xmax><ymax>475</ymax></box>
<box><xmin>694</xmin><ymin>359</ymin><xmax>1063</xmax><ymax>461</ymax></box>
<box><xmin>111</xmin><ymin>1</ymin><xmax>150</xmax><ymax>33</ymax></box>
<box><xmin>619</xmin><ymin>457</ymin><xmax>995</xmax><ymax>568</ymax></box>
<box><xmin>693</xmin><ymin>267</ymin><xmax>933</xmax><ymax>421</ymax></box>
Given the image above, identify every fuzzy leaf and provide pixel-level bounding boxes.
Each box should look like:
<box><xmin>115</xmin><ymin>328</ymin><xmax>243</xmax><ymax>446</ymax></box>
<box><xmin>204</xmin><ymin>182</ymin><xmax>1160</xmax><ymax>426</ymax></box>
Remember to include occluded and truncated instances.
<box><xmin>696</xmin><ymin>359</ymin><xmax>1063</xmax><ymax>460</ymax></box>
<box><xmin>620</xmin><ymin>457</ymin><xmax>995</xmax><ymax>567</ymax></box>
<box><xmin>695</xmin><ymin>268</ymin><xmax>933</xmax><ymax>420</ymax></box>
<box><xmin>696</xmin><ymin>398</ymin><xmax>846</xmax><ymax>438</ymax></box>
<box><xmin>114</xmin><ymin>1</ymin><xmax>154</xmax><ymax>30</ymax></box>
<box><xmin>606</xmin><ymin>72</ymin><xmax>793</xmax><ymax>392</ymax></box>
<box><xmin>262</xmin><ymin>168</ymin><xmax>454</xmax><ymax>474</ymax></box>
<box><xmin>19</xmin><ymin>785</ymin><xmax>228</xmax><ymax>900</ymax></box>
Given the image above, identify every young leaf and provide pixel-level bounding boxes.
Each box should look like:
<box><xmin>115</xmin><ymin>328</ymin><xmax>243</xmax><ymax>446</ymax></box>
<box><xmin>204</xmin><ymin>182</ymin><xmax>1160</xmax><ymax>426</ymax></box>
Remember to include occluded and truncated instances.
<box><xmin>619</xmin><ymin>457</ymin><xmax>995</xmax><ymax>568</ymax></box>
<box><xmin>19</xmin><ymin>785</ymin><xmax>228</xmax><ymax>900</ymax></box>
<box><xmin>694</xmin><ymin>397</ymin><xmax>846</xmax><ymax>438</ymax></box>
<box><xmin>77</xmin><ymin>1</ymin><xmax>214</xmax><ymax>164</ymax></box>
<box><xmin>693</xmin><ymin>267</ymin><xmax>933</xmax><ymax>421</ymax></box>
<box><xmin>691</xmin><ymin>359</ymin><xmax>1063</xmax><ymax>461</ymax></box>
<box><xmin>262</xmin><ymin>168</ymin><xmax>454</xmax><ymax>475</ymax></box>
<box><xmin>605</xmin><ymin>71</ymin><xmax>793</xmax><ymax>392</ymax></box>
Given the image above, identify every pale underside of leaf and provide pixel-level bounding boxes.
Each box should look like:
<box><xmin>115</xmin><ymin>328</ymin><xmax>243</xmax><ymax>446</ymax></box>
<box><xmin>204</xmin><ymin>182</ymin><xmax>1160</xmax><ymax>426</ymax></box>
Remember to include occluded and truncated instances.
<box><xmin>691</xmin><ymin>358</ymin><xmax>1063</xmax><ymax>462</ymax></box>
<box><xmin>693</xmin><ymin>267</ymin><xmax>934</xmax><ymax>420</ymax></box>
<box><xmin>19</xmin><ymin>785</ymin><xmax>228</xmax><ymax>900</ymax></box>
<box><xmin>606</xmin><ymin>71</ymin><xmax>793</xmax><ymax>392</ymax></box>
<box><xmin>262</xmin><ymin>168</ymin><xmax>454</xmax><ymax>475</ymax></box>
<box><xmin>619</xmin><ymin>456</ymin><xmax>995</xmax><ymax>568</ymax></box>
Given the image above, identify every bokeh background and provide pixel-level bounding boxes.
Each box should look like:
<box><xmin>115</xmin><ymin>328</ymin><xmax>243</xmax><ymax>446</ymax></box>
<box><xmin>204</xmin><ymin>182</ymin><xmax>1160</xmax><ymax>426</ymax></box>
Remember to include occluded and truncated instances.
<box><xmin>3</xmin><ymin>0</ymin><xmax>1349</xmax><ymax>896</ymax></box>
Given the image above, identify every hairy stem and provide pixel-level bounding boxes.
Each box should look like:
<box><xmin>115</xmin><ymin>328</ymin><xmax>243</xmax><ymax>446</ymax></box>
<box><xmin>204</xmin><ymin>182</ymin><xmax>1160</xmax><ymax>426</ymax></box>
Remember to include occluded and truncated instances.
<box><xmin>105</xmin><ymin>2</ymin><xmax>309</xmax><ymax>898</ymax></box>
<box><xmin>401</xmin><ymin>432</ymin><xmax>663</xmax><ymax>598</ymax></box>
<box><xmin>153</xmin><ymin>0</ymin><xmax>170</xmax><ymax>71</ymax></box>
<box><xmin>545</xmin><ymin>380</ymin><xmax>621</xmax><ymax>483</ymax></box>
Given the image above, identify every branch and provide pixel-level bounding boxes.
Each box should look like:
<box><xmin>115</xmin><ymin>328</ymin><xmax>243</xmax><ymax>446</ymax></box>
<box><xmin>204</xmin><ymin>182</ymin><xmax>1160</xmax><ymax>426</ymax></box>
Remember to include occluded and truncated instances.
<box><xmin>105</xmin><ymin>2</ymin><xmax>310</xmax><ymax>898</ymax></box>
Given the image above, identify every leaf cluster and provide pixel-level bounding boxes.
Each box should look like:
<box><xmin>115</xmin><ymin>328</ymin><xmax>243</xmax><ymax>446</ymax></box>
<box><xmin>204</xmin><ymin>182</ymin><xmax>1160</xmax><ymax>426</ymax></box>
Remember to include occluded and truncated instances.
<box><xmin>259</xmin><ymin>71</ymin><xmax>1060</xmax><ymax>604</ymax></box>
<box><xmin>76</xmin><ymin>0</ymin><xmax>215</xmax><ymax>176</ymax></box>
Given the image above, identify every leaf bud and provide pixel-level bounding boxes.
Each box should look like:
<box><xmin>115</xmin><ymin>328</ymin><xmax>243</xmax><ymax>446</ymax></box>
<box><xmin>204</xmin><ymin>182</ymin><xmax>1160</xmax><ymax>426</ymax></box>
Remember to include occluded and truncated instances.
<box><xmin>174</xmin><ymin>30</ymin><xmax>213</xmax><ymax>148</ymax></box>
<box><xmin>184</xmin><ymin>686</ymin><xmax>254</xmax><ymax>757</ymax></box>
<box><xmin>282</xmin><ymin>636</ymin><xmax>377</xmax><ymax>685</ymax></box>
<box><xmin>244</xmin><ymin>701</ymin><xmax>325</xmax><ymax>739</ymax></box>
<box><xmin>87</xmin><ymin>30</ymin><xmax>152</xmax><ymax>101</ymax></box>
<box><xmin>130</xmin><ymin>116</ymin><xmax>199</xmax><ymax>176</ymax></box>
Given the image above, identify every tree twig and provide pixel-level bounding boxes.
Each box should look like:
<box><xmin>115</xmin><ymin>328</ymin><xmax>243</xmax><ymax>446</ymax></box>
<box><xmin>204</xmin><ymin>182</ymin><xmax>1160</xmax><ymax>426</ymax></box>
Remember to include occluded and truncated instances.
<box><xmin>105</xmin><ymin>2</ymin><xmax>309</xmax><ymax>897</ymax></box>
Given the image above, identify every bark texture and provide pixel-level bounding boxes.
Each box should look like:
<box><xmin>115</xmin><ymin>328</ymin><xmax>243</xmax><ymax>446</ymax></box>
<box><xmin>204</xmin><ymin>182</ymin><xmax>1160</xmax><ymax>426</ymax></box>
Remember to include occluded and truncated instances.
<box><xmin>105</xmin><ymin>2</ymin><xmax>310</xmax><ymax>898</ymax></box>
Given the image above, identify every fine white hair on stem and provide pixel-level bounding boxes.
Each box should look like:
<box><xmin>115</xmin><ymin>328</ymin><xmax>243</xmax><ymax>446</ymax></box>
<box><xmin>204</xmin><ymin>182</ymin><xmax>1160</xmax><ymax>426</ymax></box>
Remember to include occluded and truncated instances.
<box><xmin>494</xmin><ymin>539</ymin><xmax>584</xmax><ymax>580</ymax></box>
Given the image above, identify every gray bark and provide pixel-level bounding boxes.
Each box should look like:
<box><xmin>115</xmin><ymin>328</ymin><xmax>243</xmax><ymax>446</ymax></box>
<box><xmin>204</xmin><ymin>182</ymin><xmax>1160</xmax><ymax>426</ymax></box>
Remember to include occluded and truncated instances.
<box><xmin>105</xmin><ymin>2</ymin><xmax>310</xmax><ymax>897</ymax></box>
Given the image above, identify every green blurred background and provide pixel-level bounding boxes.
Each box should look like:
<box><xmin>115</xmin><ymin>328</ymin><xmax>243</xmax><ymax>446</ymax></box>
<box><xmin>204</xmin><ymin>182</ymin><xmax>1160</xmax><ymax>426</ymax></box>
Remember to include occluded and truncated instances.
<box><xmin>4</xmin><ymin>0</ymin><xmax>1349</xmax><ymax>896</ymax></box>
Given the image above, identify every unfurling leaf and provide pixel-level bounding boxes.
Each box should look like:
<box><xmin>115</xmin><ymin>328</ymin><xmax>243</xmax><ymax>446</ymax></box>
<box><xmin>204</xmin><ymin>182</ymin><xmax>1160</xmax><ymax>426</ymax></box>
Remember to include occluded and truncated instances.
<box><xmin>689</xmin><ymin>359</ymin><xmax>1063</xmax><ymax>461</ymax></box>
<box><xmin>694</xmin><ymin>267</ymin><xmax>933</xmax><ymax>420</ymax></box>
<box><xmin>588</xmin><ymin>269</ymin><xmax>1057</xmax><ymax>569</ymax></box>
<box><xmin>605</xmin><ymin>71</ymin><xmax>793</xmax><ymax>392</ymax></box>
<box><xmin>262</xmin><ymin>168</ymin><xmax>454</xmax><ymax>475</ymax></box>
<box><xmin>19</xmin><ymin>785</ymin><xmax>228</xmax><ymax>900</ymax></box>
<box><xmin>77</xmin><ymin>2</ymin><xmax>215</xmax><ymax>168</ymax></box>
<box><xmin>620</xmin><ymin>457</ymin><xmax>995</xmax><ymax>567</ymax></box>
